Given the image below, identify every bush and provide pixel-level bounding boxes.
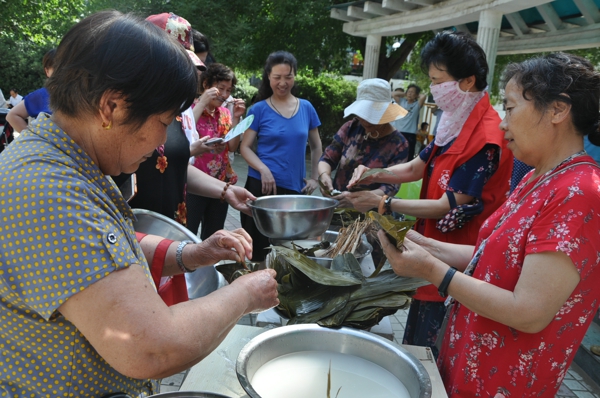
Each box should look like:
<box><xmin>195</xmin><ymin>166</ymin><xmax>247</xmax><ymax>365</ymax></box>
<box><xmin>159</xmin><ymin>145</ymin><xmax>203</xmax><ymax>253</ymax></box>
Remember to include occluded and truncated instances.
<box><xmin>295</xmin><ymin>72</ymin><xmax>358</xmax><ymax>146</ymax></box>
<box><xmin>0</xmin><ymin>39</ymin><xmax>50</xmax><ymax>98</ymax></box>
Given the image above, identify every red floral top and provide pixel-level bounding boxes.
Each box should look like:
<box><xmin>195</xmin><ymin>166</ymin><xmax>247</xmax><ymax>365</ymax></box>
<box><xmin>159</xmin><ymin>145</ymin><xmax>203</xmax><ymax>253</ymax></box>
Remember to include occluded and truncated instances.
<box><xmin>193</xmin><ymin>106</ymin><xmax>238</xmax><ymax>184</ymax></box>
<box><xmin>437</xmin><ymin>155</ymin><xmax>600</xmax><ymax>398</ymax></box>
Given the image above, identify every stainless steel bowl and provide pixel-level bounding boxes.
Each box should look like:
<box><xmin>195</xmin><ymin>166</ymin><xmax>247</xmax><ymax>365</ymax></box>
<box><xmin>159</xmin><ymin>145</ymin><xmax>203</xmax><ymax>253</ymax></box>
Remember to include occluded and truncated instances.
<box><xmin>148</xmin><ymin>392</ymin><xmax>232</xmax><ymax>398</ymax></box>
<box><xmin>247</xmin><ymin>195</ymin><xmax>338</xmax><ymax>240</ymax></box>
<box><xmin>271</xmin><ymin>230</ymin><xmax>372</xmax><ymax>268</ymax></box>
<box><xmin>236</xmin><ymin>324</ymin><xmax>432</xmax><ymax>398</ymax></box>
<box><xmin>132</xmin><ymin>209</ymin><xmax>227</xmax><ymax>300</ymax></box>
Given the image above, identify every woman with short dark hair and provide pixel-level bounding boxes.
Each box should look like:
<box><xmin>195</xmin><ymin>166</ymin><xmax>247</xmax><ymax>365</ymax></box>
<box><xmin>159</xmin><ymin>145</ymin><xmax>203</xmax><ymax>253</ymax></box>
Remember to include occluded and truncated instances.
<box><xmin>6</xmin><ymin>49</ymin><xmax>57</xmax><ymax>133</ymax></box>
<box><xmin>0</xmin><ymin>11</ymin><xmax>278</xmax><ymax>397</ymax></box>
<box><xmin>187</xmin><ymin>63</ymin><xmax>246</xmax><ymax>239</ymax></box>
<box><xmin>347</xmin><ymin>31</ymin><xmax>514</xmax><ymax>351</ymax></box>
<box><xmin>379</xmin><ymin>52</ymin><xmax>600</xmax><ymax>398</ymax></box>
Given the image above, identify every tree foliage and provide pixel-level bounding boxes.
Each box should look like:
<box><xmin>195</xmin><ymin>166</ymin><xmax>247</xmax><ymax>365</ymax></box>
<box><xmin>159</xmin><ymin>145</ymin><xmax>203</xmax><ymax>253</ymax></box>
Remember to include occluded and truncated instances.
<box><xmin>0</xmin><ymin>0</ymin><xmax>86</xmax><ymax>96</ymax></box>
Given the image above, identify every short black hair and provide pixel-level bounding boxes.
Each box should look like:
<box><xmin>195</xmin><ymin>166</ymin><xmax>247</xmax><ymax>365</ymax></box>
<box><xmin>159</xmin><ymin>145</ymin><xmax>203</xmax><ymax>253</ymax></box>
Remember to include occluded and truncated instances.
<box><xmin>406</xmin><ymin>84</ymin><xmax>421</xmax><ymax>95</ymax></box>
<box><xmin>256</xmin><ymin>51</ymin><xmax>298</xmax><ymax>101</ymax></box>
<box><xmin>200</xmin><ymin>63</ymin><xmax>237</xmax><ymax>93</ymax></box>
<box><xmin>47</xmin><ymin>11</ymin><xmax>197</xmax><ymax>129</ymax></box>
<box><xmin>42</xmin><ymin>49</ymin><xmax>56</xmax><ymax>71</ymax></box>
<box><xmin>421</xmin><ymin>31</ymin><xmax>488</xmax><ymax>91</ymax></box>
<box><xmin>420</xmin><ymin>122</ymin><xmax>429</xmax><ymax>129</ymax></box>
<box><xmin>501</xmin><ymin>52</ymin><xmax>600</xmax><ymax>141</ymax></box>
<box><xmin>192</xmin><ymin>29</ymin><xmax>210</xmax><ymax>54</ymax></box>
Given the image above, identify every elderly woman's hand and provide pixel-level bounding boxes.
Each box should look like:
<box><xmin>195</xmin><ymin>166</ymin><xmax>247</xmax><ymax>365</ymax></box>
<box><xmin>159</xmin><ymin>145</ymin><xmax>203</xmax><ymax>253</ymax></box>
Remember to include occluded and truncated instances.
<box><xmin>330</xmin><ymin>191</ymin><xmax>354</xmax><ymax>208</ymax></box>
<box><xmin>231</xmin><ymin>98</ymin><xmax>246</xmax><ymax>119</ymax></box>
<box><xmin>318</xmin><ymin>173</ymin><xmax>334</xmax><ymax>196</ymax></box>
<box><xmin>190</xmin><ymin>136</ymin><xmax>212</xmax><ymax>157</ymax></box>
<box><xmin>190</xmin><ymin>228</ymin><xmax>253</xmax><ymax>265</ymax></box>
<box><xmin>301</xmin><ymin>178</ymin><xmax>319</xmax><ymax>195</ymax></box>
<box><xmin>197</xmin><ymin>87</ymin><xmax>220</xmax><ymax>109</ymax></box>
<box><xmin>224</xmin><ymin>185</ymin><xmax>257</xmax><ymax>216</ymax></box>
<box><xmin>378</xmin><ymin>229</ymin><xmax>435</xmax><ymax>280</ymax></box>
<box><xmin>347</xmin><ymin>165</ymin><xmax>371</xmax><ymax>189</ymax></box>
<box><xmin>345</xmin><ymin>190</ymin><xmax>382</xmax><ymax>213</ymax></box>
<box><xmin>232</xmin><ymin>269</ymin><xmax>279</xmax><ymax>314</ymax></box>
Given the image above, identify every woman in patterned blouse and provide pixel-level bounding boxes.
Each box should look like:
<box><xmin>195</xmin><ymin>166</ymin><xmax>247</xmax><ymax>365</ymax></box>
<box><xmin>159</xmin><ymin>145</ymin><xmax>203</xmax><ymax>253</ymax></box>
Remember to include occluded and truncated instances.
<box><xmin>379</xmin><ymin>53</ymin><xmax>600</xmax><ymax>398</ymax></box>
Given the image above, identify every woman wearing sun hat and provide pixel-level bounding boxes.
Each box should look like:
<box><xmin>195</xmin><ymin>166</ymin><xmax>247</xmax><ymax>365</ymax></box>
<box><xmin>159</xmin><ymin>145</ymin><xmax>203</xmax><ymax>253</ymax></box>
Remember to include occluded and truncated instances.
<box><xmin>346</xmin><ymin>32</ymin><xmax>514</xmax><ymax>352</ymax></box>
<box><xmin>318</xmin><ymin>78</ymin><xmax>409</xmax><ymax>206</ymax></box>
<box><xmin>318</xmin><ymin>78</ymin><xmax>409</xmax><ymax>266</ymax></box>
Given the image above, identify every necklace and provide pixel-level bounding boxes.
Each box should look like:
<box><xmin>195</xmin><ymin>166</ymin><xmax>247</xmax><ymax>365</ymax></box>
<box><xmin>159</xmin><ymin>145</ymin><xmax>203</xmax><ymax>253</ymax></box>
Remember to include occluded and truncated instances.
<box><xmin>269</xmin><ymin>96</ymin><xmax>299</xmax><ymax>118</ymax></box>
<box><xmin>365</xmin><ymin>130</ymin><xmax>380</xmax><ymax>140</ymax></box>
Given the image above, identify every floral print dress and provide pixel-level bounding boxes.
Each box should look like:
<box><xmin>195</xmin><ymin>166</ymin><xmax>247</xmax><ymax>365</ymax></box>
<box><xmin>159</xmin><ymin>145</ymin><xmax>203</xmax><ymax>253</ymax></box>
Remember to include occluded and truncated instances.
<box><xmin>319</xmin><ymin>118</ymin><xmax>408</xmax><ymax>196</ymax></box>
<box><xmin>126</xmin><ymin>117</ymin><xmax>190</xmax><ymax>226</ymax></box>
<box><xmin>437</xmin><ymin>155</ymin><xmax>600</xmax><ymax>397</ymax></box>
<box><xmin>193</xmin><ymin>106</ymin><xmax>237</xmax><ymax>184</ymax></box>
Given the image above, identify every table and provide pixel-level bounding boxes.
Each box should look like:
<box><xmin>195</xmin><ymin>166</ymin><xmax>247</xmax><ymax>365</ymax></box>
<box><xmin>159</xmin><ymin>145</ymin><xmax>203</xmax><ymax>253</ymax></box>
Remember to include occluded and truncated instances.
<box><xmin>180</xmin><ymin>324</ymin><xmax>448</xmax><ymax>398</ymax></box>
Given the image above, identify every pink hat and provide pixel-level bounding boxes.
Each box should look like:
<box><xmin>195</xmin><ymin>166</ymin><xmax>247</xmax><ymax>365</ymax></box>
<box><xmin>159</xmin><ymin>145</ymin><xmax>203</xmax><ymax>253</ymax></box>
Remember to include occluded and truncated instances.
<box><xmin>146</xmin><ymin>12</ymin><xmax>194</xmax><ymax>51</ymax></box>
<box><xmin>186</xmin><ymin>50</ymin><xmax>206</xmax><ymax>71</ymax></box>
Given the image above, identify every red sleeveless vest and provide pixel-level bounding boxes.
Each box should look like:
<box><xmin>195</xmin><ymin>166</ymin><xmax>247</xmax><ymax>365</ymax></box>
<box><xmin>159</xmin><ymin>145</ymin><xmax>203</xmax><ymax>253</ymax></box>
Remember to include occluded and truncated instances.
<box><xmin>413</xmin><ymin>94</ymin><xmax>513</xmax><ymax>301</ymax></box>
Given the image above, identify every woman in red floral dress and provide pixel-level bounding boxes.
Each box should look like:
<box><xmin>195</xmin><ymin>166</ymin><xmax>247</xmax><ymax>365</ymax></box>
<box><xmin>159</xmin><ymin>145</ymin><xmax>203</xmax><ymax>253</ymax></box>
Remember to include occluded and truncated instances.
<box><xmin>379</xmin><ymin>53</ymin><xmax>600</xmax><ymax>397</ymax></box>
<box><xmin>187</xmin><ymin>63</ymin><xmax>246</xmax><ymax>239</ymax></box>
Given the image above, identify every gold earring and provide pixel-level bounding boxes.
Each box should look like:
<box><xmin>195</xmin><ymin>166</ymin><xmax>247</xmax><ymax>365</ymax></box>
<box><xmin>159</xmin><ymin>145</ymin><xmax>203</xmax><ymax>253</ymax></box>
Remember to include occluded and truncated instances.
<box><xmin>102</xmin><ymin>120</ymin><xmax>112</xmax><ymax>130</ymax></box>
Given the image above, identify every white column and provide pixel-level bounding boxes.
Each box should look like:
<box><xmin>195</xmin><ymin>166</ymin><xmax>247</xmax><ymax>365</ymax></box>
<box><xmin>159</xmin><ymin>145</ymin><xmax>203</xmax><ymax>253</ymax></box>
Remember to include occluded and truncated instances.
<box><xmin>363</xmin><ymin>34</ymin><xmax>381</xmax><ymax>79</ymax></box>
<box><xmin>476</xmin><ymin>10</ymin><xmax>502</xmax><ymax>88</ymax></box>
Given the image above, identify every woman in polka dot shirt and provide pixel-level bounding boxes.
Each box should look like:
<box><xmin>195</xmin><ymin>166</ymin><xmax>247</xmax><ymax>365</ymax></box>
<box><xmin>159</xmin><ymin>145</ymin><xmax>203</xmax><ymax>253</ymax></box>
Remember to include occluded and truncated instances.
<box><xmin>0</xmin><ymin>11</ymin><xmax>278</xmax><ymax>397</ymax></box>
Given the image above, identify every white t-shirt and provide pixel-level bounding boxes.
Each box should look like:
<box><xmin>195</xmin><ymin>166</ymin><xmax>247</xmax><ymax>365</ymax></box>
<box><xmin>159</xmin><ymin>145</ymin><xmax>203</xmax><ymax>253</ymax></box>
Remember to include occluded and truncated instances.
<box><xmin>181</xmin><ymin>107</ymin><xmax>199</xmax><ymax>164</ymax></box>
<box><xmin>9</xmin><ymin>94</ymin><xmax>23</xmax><ymax>107</ymax></box>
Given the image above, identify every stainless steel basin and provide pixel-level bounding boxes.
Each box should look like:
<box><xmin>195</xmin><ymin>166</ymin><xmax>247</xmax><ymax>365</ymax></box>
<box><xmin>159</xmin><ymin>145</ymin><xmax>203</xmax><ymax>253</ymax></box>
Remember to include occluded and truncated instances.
<box><xmin>236</xmin><ymin>324</ymin><xmax>432</xmax><ymax>398</ymax></box>
<box><xmin>132</xmin><ymin>209</ymin><xmax>227</xmax><ymax>299</ymax></box>
<box><xmin>247</xmin><ymin>195</ymin><xmax>338</xmax><ymax>240</ymax></box>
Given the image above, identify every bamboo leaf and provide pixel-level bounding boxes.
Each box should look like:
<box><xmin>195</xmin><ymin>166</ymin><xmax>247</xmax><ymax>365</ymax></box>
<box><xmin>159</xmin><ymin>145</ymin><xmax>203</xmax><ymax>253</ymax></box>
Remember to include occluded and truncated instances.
<box><xmin>367</xmin><ymin>211</ymin><xmax>415</xmax><ymax>249</ymax></box>
<box><xmin>271</xmin><ymin>246</ymin><xmax>363</xmax><ymax>286</ymax></box>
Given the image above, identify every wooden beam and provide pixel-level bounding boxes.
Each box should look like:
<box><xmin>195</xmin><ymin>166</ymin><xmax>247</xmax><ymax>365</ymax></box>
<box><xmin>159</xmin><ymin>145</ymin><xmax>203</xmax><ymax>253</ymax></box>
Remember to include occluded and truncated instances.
<box><xmin>536</xmin><ymin>3</ymin><xmax>564</xmax><ymax>32</ymax></box>
<box><xmin>573</xmin><ymin>0</ymin><xmax>600</xmax><ymax>25</ymax></box>
<box><xmin>381</xmin><ymin>0</ymin><xmax>418</xmax><ymax>12</ymax></box>
<box><xmin>348</xmin><ymin>5</ymin><xmax>376</xmax><ymax>20</ymax></box>
<box><xmin>364</xmin><ymin>1</ymin><xmax>395</xmax><ymax>16</ymax></box>
<box><xmin>505</xmin><ymin>12</ymin><xmax>530</xmax><ymax>36</ymax></box>
<box><xmin>330</xmin><ymin>8</ymin><xmax>359</xmax><ymax>22</ymax></box>
<box><xmin>498</xmin><ymin>23</ymin><xmax>600</xmax><ymax>55</ymax></box>
<box><xmin>405</xmin><ymin>0</ymin><xmax>441</xmax><ymax>5</ymax></box>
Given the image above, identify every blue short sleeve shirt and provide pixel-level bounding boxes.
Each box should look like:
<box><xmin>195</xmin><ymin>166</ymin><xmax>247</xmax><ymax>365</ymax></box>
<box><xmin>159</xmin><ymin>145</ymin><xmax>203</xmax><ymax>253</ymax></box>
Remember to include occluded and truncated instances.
<box><xmin>247</xmin><ymin>99</ymin><xmax>321</xmax><ymax>192</ymax></box>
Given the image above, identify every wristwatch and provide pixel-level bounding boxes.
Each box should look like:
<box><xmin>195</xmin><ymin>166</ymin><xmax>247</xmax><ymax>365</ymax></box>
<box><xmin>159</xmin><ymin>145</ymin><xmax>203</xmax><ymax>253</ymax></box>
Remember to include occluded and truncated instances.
<box><xmin>384</xmin><ymin>195</ymin><xmax>393</xmax><ymax>214</ymax></box>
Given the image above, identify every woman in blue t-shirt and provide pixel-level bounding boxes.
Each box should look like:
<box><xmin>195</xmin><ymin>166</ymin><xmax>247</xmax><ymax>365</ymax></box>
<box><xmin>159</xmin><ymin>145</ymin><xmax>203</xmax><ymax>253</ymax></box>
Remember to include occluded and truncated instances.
<box><xmin>240</xmin><ymin>51</ymin><xmax>323</xmax><ymax>261</ymax></box>
<box><xmin>6</xmin><ymin>49</ymin><xmax>56</xmax><ymax>133</ymax></box>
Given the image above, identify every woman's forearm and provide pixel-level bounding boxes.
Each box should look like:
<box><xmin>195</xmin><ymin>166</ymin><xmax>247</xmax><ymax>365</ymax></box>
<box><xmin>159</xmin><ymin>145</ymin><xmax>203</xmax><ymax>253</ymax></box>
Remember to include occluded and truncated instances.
<box><xmin>186</xmin><ymin>165</ymin><xmax>225</xmax><ymax>197</ymax></box>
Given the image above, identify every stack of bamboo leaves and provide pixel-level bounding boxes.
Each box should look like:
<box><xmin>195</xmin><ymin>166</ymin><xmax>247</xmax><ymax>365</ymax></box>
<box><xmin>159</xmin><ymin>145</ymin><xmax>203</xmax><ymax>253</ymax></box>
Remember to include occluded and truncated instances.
<box><xmin>270</xmin><ymin>245</ymin><xmax>427</xmax><ymax>329</ymax></box>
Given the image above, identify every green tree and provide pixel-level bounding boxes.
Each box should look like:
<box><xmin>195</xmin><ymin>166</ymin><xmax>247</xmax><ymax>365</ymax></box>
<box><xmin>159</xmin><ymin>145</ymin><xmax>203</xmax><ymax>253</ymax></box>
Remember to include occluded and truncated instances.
<box><xmin>0</xmin><ymin>0</ymin><xmax>86</xmax><ymax>95</ymax></box>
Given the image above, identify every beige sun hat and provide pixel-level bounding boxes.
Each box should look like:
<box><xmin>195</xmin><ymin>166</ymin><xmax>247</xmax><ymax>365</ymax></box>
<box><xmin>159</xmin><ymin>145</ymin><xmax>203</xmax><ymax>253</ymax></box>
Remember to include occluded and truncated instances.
<box><xmin>344</xmin><ymin>78</ymin><xmax>407</xmax><ymax>125</ymax></box>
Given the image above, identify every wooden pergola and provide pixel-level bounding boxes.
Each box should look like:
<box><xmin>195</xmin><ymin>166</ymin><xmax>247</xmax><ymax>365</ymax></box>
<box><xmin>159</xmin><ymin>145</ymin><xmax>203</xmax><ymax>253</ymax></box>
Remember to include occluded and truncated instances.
<box><xmin>331</xmin><ymin>0</ymin><xmax>600</xmax><ymax>83</ymax></box>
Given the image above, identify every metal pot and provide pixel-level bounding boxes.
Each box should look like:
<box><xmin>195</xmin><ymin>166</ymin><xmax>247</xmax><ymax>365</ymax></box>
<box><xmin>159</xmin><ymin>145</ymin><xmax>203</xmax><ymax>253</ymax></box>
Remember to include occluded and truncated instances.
<box><xmin>132</xmin><ymin>209</ymin><xmax>227</xmax><ymax>299</ymax></box>
<box><xmin>247</xmin><ymin>195</ymin><xmax>338</xmax><ymax>240</ymax></box>
<box><xmin>148</xmin><ymin>392</ymin><xmax>232</xmax><ymax>398</ymax></box>
<box><xmin>270</xmin><ymin>230</ymin><xmax>372</xmax><ymax>268</ymax></box>
<box><xmin>236</xmin><ymin>324</ymin><xmax>432</xmax><ymax>398</ymax></box>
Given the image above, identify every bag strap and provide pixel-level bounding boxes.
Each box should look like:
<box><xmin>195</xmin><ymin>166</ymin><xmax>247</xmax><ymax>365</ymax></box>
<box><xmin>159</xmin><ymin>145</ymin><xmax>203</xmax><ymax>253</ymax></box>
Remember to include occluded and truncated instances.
<box><xmin>446</xmin><ymin>191</ymin><xmax>458</xmax><ymax>209</ymax></box>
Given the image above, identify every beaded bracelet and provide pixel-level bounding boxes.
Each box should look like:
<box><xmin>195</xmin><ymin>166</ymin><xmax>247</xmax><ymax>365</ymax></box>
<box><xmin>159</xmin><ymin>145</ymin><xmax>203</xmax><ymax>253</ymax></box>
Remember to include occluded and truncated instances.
<box><xmin>220</xmin><ymin>182</ymin><xmax>231</xmax><ymax>203</ymax></box>
<box><xmin>176</xmin><ymin>240</ymin><xmax>195</xmax><ymax>273</ymax></box>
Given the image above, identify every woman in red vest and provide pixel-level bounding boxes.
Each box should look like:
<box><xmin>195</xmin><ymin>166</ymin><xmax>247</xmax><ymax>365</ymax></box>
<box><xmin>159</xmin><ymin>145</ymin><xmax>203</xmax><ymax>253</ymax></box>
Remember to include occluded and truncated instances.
<box><xmin>347</xmin><ymin>31</ymin><xmax>513</xmax><ymax>352</ymax></box>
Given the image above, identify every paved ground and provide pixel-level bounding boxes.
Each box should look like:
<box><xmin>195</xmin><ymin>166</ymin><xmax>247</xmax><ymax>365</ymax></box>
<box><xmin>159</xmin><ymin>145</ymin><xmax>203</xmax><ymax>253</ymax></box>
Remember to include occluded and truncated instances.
<box><xmin>159</xmin><ymin>153</ymin><xmax>600</xmax><ymax>397</ymax></box>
